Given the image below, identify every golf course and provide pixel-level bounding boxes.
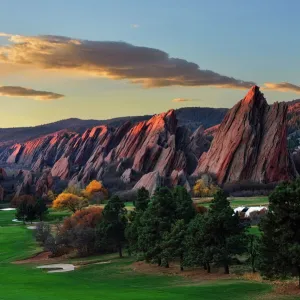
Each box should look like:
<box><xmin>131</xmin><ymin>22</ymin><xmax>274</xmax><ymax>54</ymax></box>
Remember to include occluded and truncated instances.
<box><xmin>0</xmin><ymin>209</ymin><xmax>298</xmax><ymax>300</ymax></box>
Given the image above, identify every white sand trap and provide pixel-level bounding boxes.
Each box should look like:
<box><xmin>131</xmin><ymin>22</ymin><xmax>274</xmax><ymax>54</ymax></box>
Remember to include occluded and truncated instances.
<box><xmin>27</xmin><ymin>226</ymin><xmax>37</xmax><ymax>230</ymax></box>
<box><xmin>0</xmin><ymin>208</ymin><xmax>15</xmax><ymax>211</ymax></box>
<box><xmin>12</xmin><ymin>219</ymin><xmax>23</xmax><ymax>223</ymax></box>
<box><xmin>37</xmin><ymin>264</ymin><xmax>75</xmax><ymax>273</ymax></box>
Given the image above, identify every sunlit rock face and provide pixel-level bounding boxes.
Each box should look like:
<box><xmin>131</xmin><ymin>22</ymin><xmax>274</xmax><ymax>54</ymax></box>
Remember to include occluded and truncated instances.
<box><xmin>0</xmin><ymin>110</ymin><xmax>210</xmax><ymax>194</ymax></box>
<box><xmin>193</xmin><ymin>86</ymin><xmax>297</xmax><ymax>184</ymax></box>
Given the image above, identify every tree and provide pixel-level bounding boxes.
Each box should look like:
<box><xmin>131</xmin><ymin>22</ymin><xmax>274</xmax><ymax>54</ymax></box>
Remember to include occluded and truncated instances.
<box><xmin>15</xmin><ymin>200</ymin><xmax>28</xmax><ymax>224</ymax></box>
<box><xmin>206</xmin><ymin>189</ymin><xmax>247</xmax><ymax>274</ymax></box>
<box><xmin>35</xmin><ymin>198</ymin><xmax>48</xmax><ymax>221</ymax></box>
<box><xmin>63</xmin><ymin>186</ymin><xmax>83</xmax><ymax>196</ymax></box>
<box><xmin>162</xmin><ymin>220</ymin><xmax>187</xmax><ymax>271</ymax></box>
<box><xmin>26</xmin><ymin>204</ymin><xmax>36</xmax><ymax>224</ymax></box>
<box><xmin>185</xmin><ymin>213</ymin><xmax>213</xmax><ymax>273</ymax></box>
<box><xmin>172</xmin><ymin>186</ymin><xmax>195</xmax><ymax>224</ymax></box>
<box><xmin>99</xmin><ymin>196</ymin><xmax>127</xmax><ymax>258</ymax></box>
<box><xmin>134</xmin><ymin>187</ymin><xmax>150</xmax><ymax>211</ymax></box>
<box><xmin>52</xmin><ymin>193</ymin><xmax>88</xmax><ymax>213</ymax></box>
<box><xmin>259</xmin><ymin>179</ymin><xmax>300</xmax><ymax>287</ymax></box>
<box><xmin>84</xmin><ymin>180</ymin><xmax>108</xmax><ymax>203</ymax></box>
<box><xmin>247</xmin><ymin>234</ymin><xmax>260</xmax><ymax>273</ymax></box>
<box><xmin>193</xmin><ymin>179</ymin><xmax>219</xmax><ymax>197</ymax></box>
<box><xmin>138</xmin><ymin>187</ymin><xmax>177</xmax><ymax>266</ymax></box>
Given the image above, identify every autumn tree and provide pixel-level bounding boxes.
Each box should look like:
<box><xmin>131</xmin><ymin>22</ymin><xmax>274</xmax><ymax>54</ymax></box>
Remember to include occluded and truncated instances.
<box><xmin>52</xmin><ymin>193</ymin><xmax>88</xmax><ymax>213</ymax></box>
<box><xmin>193</xmin><ymin>179</ymin><xmax>219</xmax><ymax>197</ymax></box>
<box><xmin>84</xmin><ymin>180</ymin><xmax>108</xmax><ymax>203</ymax></box>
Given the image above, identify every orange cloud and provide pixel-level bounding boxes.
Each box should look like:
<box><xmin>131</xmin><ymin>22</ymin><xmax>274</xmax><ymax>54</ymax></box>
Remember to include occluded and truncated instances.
<box><xmin>0</xmin><ymin>32</ymin><xmax>255</xmax><ymax>90</ymax></box>
<box><xmin>0</xmin><ymin>85</ymin><xmax>64</xmax><ymax>100</ymax></box>
<box><xmin>262</xmin><ymin>82</ymin><xmax>300</xmax><ymax>94</ymax></box>
<box><xmin>172</xmin><ymin>98</ymin><xmax>193</xmax><ymax>102</ymax></box>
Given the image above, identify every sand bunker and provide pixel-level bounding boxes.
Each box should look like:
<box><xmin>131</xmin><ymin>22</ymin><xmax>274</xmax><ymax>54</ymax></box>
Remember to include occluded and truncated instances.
<box><xmin>27</xmin><ymin>226</ymin><xmax>37</xmax><ymax>230</ymax></box>
<box><xmin>37</xmin><ymin>264</ymin><xmax>75</xmax><ymax>273</ymax></box>
<box><xmin>12</xmin><ymin>219</ymin><xmax>23</xmax><ymax>223</ymax></box>
<box><xmin>0</xmin><ymin>208</ymin><xmax>15</xmax><ymax>211</ymax></box>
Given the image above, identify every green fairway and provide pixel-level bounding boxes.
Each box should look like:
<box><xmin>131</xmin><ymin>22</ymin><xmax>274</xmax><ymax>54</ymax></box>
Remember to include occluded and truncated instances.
<box><xmin>195</xmin><ymin>196</ymin><xmax>269</xmax><ymax>208</ymax></box>
<box><xmin>1</xmin><ymin>204</ymin><xmax>298</xmax><ymax>300</ymax></box>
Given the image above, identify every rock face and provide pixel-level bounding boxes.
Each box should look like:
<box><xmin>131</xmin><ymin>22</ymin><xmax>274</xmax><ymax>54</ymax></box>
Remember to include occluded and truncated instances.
<box><xmin>193</xmin><ymin>86</ymin><xmax>297</xmax><ymax>184</ymax></box>
<box><xmin>133</xmin><ymin>171</ymin><xmax>162</xmax><ymax>195</ymax></box>
<box><xmin>0</xmin><ymin>110</ymin><xmax>210</xmax><ymax>194</ymax></box>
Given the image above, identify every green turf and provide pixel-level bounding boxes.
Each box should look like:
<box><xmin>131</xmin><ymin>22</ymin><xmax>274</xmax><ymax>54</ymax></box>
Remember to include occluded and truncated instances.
<box><xmin>196</xmin><ymin>197</ymin><xmax>269</xmax><ymax>208</ymax></box>
<box><xmin>0</xmin><ymin>203</ymin><xmax>296</xmax><ymax>300</ymax></box>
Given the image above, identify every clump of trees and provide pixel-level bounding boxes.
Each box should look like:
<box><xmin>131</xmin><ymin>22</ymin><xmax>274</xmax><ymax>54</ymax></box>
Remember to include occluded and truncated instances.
<box><xmin>13</xmin><ymin>195</ymin><xmax>48</xmax><ymax>223</ymax></box>
<box><xmin>52</xmin><ymin>180</ymin><xmax>108</xmax><ymax>212</ymax></box>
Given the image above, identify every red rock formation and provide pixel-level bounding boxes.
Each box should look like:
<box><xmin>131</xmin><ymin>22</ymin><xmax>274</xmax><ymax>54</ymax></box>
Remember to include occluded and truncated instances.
<box><xmin>193</xmin><ymin>86</ymin><xmax>297</xmax><ymax>184</ymax></box>
<box><xmin>133</xmin><ymin>171</ymin><xmax>162</xmax><ymax>195</ymax></box>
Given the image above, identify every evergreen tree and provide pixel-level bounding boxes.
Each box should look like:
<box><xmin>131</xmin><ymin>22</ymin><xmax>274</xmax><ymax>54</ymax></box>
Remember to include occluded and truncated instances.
<box><xmin>259</xmin><ymin>179</ymin><xmax>300</xmax><ymax>287</ymax></box>
<box><xmin>26</xmin><ymin>204</ymin><xmax>36</xmax><ymax>224</ymax></box>
<box><xmin>172</xmin><ymin>186</ymin><xmax>195</xmax><ymax>224</ymax></box>
<box><xmin>247</xmin><ymin>234</ymin><xmax>260</xmax><ymax>273</ymax></box>
<box><xmin>185</xmin><ymin>213</ymin><xmax>213</xmax><ymax>273</ymax></box>
<box><xmin>134</xmin><ymin>187</ymin><xmax>150</xmax><ymax>211</ymax></box>
<box><xmin>99</xmin><ymin>195</ymin><xmax>127</xmax><ymax>257</ymax></box>
<box><xmin>15</xmin><ymin>200</ymin><xmax>28</xmax><ymax>224</ymax></box>
<box><xmin>162</xmin><ymin>220</ymin><xmax>187</xmax><ymax>270</ymax></box>
<box><xmin>206</xmin><ymin>189</ymin><xmax>247</xmax><ymax>274</ymax></box>
<box><xmin>138</xmin><ymin>187</ymin><xmax>177</xmax><ymax>266</ymax></box>
<box><xmin>35</xmin><ymin>198</ymin><xmax>48</xmax><ymax>221</ymax></box>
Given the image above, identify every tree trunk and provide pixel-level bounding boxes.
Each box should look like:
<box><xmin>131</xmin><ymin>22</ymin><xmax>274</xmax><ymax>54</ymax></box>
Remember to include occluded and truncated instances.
<box><xmin>224</xmin><ymin>264</ymin><xmax>229</xmax><ymax>274</ymax></box>
<box><xmin>118</xmin><ymin>244</ymin><xmax>123</xmax><ymax>258</ymax></box>
<box><xmin>207</xmin><ymin>262</ymin><xmax>211</xmax><ymax>274</ymax></box>
<box><xmin>251</xmin><ymin>257</ymin><xmax>256</xmax><ymax>273</ymax></box>
<box><xmin>158</xmin><ymin>258</ymin><xmax>162</xmax><ymax>266</ymax></box>
<box><xmin>180</xmin><ymin>254</ymin><xmax>184</xmax><ymax>271</ymax></box>
<box><xmin>203</xmin><ymin>263</ymin><xmax>207</xmax><ymax>270</ymax></box>
<box><xmin>165</xmin><ymin>261</ymin><xmax>169</xmax><ymax>268</ymax></box>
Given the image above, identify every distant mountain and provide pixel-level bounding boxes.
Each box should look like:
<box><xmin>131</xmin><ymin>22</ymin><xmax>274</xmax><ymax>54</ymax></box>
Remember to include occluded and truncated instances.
<box><xmin>0</xmin><ymin>108</ymin><xmax>228</xmax><ymax>146</ymax></box>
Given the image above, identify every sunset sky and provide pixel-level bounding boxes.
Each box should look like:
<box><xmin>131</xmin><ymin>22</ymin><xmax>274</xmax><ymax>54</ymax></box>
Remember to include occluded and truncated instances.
<box><xmin>0</xmin><ymin>0</ymin><xmax>300</xmax><ymax>127</ymax></box>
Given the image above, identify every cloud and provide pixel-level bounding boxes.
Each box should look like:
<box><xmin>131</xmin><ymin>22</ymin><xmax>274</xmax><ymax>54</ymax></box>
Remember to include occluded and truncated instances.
<box><xmin>131</xmin><ymin>24</ymin><xmax>140</xmax><ymax>28</ymax></box>
<box><xmin>0</xmin><ymin>32</ymin><xmax>255</xmax><ymax>90</ymax></box>
<box><xmin>262</xmin><ymin>82</ymin><xmax>300</xmax><ymax>94</ymax></box>
<box><xmin>172</xmin><ymin>98</ymin><xmax>194</xmax><ymax>102</ymax></box>
<box><xmin>0</xmin><ymin>85</ymin><xmax>64</xmax><ymax>100</ymax></box>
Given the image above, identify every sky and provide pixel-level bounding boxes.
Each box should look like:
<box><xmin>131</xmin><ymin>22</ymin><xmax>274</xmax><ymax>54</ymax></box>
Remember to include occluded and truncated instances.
<box><xmin>0</xmin><ymin>0</ymin><xmax>300</xmax><ymax>127</ymax></box>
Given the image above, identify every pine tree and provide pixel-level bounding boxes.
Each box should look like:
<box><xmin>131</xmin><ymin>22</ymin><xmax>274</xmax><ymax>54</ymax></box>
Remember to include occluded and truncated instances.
<box><xmin>134</xmin><ymin>187</ymin><xmax>150</xmax><ymax>211</ymax></box>
<box><xmin>206</xmin><ymin>189</ymin><xmax>247</xmax><ymax>274</ymax></box>
<box><xmin>35</xmin><ymin>198</ymin><xmax>48</xmax><ymax>221</ymax></box>
<box><xmin>100</xmin><ymin>195</ymin><xmax>127</xmax><ymax>258</ymax></box>
<box><xmin>259</xmin><ymin>179</ymin><xmax>300</xmax><ymax>287</ymax></box>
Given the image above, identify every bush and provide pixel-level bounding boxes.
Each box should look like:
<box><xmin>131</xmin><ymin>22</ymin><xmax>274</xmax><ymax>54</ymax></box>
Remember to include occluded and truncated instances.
<box><xmin>62</xmin><ymin>207</ymin><xmax>103</xmax><ymax>231</ymax></box>
<box><xmin>35</xmin><ymin>222</ymin><xmax>51</xmax><ymax>244</ymax></box>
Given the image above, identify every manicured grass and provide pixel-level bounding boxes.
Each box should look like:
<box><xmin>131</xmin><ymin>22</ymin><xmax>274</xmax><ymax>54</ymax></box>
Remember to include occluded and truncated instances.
<box><xmin>1</xmin><ymin>201</ymin><xmax>297</xmax><ymax>300</ymax></box>
<box><xmin>195</xmin><ymin>197</ymin><xmax>269</xmax><ymax>208</ymax></box>
<box><xmin>0</xmin><ymin>210</ymin><xmax>274</xmax><ymax>300</ymax></box>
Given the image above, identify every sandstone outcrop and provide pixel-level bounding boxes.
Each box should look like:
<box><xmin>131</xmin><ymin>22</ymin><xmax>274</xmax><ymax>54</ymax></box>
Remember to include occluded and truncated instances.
<box><xmin>193</xmin><ymin>86</ymin><xmax>297</xmax><ymax>184</ymax></box>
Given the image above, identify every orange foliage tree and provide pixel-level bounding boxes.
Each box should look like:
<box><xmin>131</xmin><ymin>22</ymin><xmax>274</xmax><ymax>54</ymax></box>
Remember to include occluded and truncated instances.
<box><xmin>52</xmin><ymin>193</ymin><xmax>88</xmax><ymax>213</ymax></box>
<box><xmin>84</xmin><ymin>180</ymin><xmax>108</xmax><ymax>202</ymax></box>
<box><xmin>193</xmin><ymin>179</ymin><xmax>219</xmax><ymax>197</ymax></box>
<box><xmin>62</xmin><ymin>207</ymin><xmax>103</xmax><ymax>231</ymax></box>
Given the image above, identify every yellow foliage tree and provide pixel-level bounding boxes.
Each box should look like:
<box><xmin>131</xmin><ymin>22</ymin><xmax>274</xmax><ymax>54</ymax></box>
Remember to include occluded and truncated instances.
<box><xmin>52</xmin><ymin>193</ymin><xmax>89</xmax><ymax>213</ymax></box>
<box><xmin>84</xmin><ymin>180</ymin><xmax>108</xmax><ymax>200</ymax></box>
<box><xmin>193</xmin><ymin>179</ymin><xmax>219</xmax><ymax>197</ymax></box>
